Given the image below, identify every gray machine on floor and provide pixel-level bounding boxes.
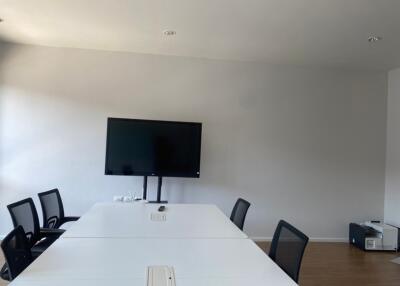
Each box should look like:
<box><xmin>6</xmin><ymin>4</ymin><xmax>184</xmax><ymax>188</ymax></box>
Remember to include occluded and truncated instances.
<box><xmin>349</xmin><ymin>221</ymin><xmax>399</xmax><ymax>251</ymax></box>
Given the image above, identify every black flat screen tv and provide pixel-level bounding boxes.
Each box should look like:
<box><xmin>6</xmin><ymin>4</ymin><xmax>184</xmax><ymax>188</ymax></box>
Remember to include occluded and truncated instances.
<box><xmin>105</xmin><ymin>118</ymin><xmax>202</xmax><ymax>178</ymax></box>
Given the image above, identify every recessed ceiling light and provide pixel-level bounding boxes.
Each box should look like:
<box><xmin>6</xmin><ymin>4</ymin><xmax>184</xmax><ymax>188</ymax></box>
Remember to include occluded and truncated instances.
<box><xmin>368</xmin><ymin>36</ymin><xmax>382</xmax><ymax>43</ymax></box>
<box><xmin>163</xmin><ymin>30</ymin><xmax>176</xmax><ymax>36</ymax></box>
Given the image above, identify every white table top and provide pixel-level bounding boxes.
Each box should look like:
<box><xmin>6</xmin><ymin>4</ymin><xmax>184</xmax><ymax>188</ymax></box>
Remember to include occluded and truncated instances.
<box><xmin>9</xmin><ymin>203</ymin><xmax>296</xmax><ymax>286</ymax></box>
<box><xmin>62</xmin><ymin>203</ymin><xmax>247</xmax><ymax>239</ymax></box>
<box><xmin>10</xmin><ymin>237</ymin><xmax>297</xmax><ymax>286</ymax></box>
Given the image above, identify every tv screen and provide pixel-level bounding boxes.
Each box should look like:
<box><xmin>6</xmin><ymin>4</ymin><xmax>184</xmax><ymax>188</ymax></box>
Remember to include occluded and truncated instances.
<box><xmin>105</xmin><ymin>118</ymin><xmax>202</xmax><ymax>177</ymax></box>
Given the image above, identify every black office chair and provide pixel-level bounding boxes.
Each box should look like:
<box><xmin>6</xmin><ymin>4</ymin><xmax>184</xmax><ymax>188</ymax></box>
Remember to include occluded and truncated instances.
<box><xmin>230</xmin><ymin>198</ymin><xmax>251</xmax><ymax>231</ymax></box>
<box><xmin>0</xmin><ymin>226</ymin><xmax>33</xmax><ymax>281</ymax></box>
<box><xmin>269</xmin><ymin>220</ymin><xmax>309</xmax><ymax>283</ymax></box>
<box><xmin>7</xmin><ymin>198</ymin><xmax>63</xmax><ymax>258</ymax></box>
<box><xmin>38</xmin><ymin>189</ymin><xmax>80</xmax><ymax>229</ymax></box>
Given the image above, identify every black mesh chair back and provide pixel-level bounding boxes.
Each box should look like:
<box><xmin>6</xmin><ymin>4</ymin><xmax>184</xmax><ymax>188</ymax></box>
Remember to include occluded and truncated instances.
<box><xmin>7</xmin><ymin>198</ymin><xmax>41</xmax><ymax>248</ymax></box>
<box><xmin>269</xmin><ymin>220</ymin><xmax>309</xmax><ymax>283</ymax></box>
<box><xmin>230</xmin><ymin>198</ymin><xmax>251</xmax><ymax>231</ymax></box>
<box><xmin>38</xmin><ymin>189</ymin><xmax>65</xmax><ymax>229</ymax></box>
<box><xmin>1</xmin><ymin>226</ymin><xmax>33</xmax><ymax>281</ymax></box>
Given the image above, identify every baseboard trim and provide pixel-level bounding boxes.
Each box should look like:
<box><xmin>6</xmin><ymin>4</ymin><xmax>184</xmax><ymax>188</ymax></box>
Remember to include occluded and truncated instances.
<box><xmin>251</xmin><ymin>236</ymin><xmax>348</xmax><ymax>243</ymax></box>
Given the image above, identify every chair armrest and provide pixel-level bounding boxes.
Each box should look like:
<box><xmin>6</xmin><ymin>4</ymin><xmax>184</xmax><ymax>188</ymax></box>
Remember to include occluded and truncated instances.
<box><xmin>40</xmin><ymin>228</ymin><xmax>65</xmax><ymax>238</ymax></box>
<box><xmin>62</xmin><ymin>216</ymin><xmax>80</xmax><ymax>223</ymax></box>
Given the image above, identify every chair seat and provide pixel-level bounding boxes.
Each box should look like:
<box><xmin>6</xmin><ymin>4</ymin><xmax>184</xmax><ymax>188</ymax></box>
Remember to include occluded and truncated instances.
<box><xmin>31</xmin><ymin>236</ymin><xmax>58</xmax><ymax>257</ymax></box>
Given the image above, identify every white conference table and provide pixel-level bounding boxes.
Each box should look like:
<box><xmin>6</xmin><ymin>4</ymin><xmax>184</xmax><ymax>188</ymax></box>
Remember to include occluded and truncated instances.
<box><xmin>9</xmin><ymin>203</ymin><xmax>297</xmax><ymax>286</ymax></box>
<box><xmin>10</xmin><ymin>237</ymin><xmax>297</xmax><ymax>286</ymax></box>
<box><xmin>62</xmin><ymin>203</ymin><xmax>247</xmax><ymax>239</ymax></box>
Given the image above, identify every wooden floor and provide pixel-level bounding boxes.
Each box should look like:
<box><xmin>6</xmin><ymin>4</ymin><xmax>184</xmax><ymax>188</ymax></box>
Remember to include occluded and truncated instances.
<box><xmin>257</xmin><ymin>241</ymin><xmax>400</xmax><ymax>286</ymax></box>
<box><xmin>0</xmin><ymin>242</ymin><xmax>399</xmax><ymax>285</ymax></box>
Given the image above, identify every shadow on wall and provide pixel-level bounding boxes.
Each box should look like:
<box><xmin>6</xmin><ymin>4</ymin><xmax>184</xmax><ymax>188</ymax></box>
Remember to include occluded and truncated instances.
<box><xmin>0</xmin><ymin>40</ymin><xmax>16</xmax><ymax>168</ymax></box>
<box><xmin>0</xmin><ymin>40</ymin><xmax>15</xmax><ymax>101</ymax></box>
<box><xmin>0</xmin><ymin>40</ymin><xmax>17</xmax><ymax>234</ymax></box>
<box><xmin>0</xmin><ymin>40</ymin><xmax>14</xmax><ymax>76</ymax></box>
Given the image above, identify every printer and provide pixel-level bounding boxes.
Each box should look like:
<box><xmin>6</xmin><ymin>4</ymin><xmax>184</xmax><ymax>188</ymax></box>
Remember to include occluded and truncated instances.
<box><xmin>349</xmin><ymin>221</ymin><xmax>399</xmax><ymax>251</ymax></box>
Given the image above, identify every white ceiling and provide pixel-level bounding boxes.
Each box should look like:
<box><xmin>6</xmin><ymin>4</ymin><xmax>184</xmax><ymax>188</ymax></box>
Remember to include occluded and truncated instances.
<box><xmin>0</xmin><ymin>0</ymin><xmax>399</xmax><ymax>70</ymax></box>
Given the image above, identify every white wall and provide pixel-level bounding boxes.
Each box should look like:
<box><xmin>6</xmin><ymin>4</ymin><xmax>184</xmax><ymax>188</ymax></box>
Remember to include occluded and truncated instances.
<box><xmin>0</xmin><ymin>42</ymin><xmax>388</xmax><ymax>240</ymax></box>
<box><xmin>385</xmin><ymin>68</ymin><xmax>400</xmax><ymax>227</ymax></box>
